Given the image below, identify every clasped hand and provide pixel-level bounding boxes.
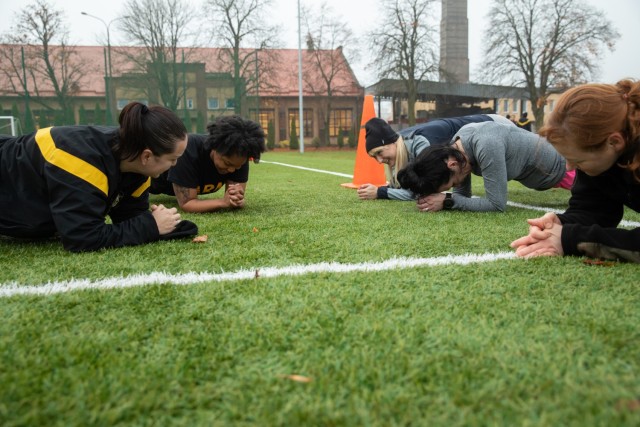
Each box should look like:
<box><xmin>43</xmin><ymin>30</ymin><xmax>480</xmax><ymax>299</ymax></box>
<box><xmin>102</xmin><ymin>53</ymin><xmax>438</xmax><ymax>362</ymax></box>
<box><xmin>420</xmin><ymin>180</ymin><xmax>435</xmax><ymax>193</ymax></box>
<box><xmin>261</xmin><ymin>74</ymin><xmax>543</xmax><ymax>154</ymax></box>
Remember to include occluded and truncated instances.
<box><xmin>225</xmin><ymin>183</ymin><xmax>245</xmax><ymax>208</ymax></box>
<box><xmin>151</xmin><ymin>204</ymin><xmax>181</xmax><ymax>235</ymax></box>
<box><xmin>510</xmin><ymin>212</ymin><xmax>564</xmax><ymax>258</ymax></box>
<box><xmin>416</xmin><ymin>193</ymin><xmax>445</xmax><ymax>212</ymax></box>
<box><xmin>357</xmin><ymin>184</ymin><xmax>378</xmax><ymax>200</ymax></box>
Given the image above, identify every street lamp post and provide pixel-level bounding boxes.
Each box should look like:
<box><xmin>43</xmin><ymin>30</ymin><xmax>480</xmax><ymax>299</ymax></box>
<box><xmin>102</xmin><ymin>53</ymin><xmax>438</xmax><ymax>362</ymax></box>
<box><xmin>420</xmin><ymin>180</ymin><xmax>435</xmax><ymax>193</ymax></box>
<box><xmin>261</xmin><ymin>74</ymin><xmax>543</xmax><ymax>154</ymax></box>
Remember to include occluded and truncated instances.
<box><xmin>81</xmin><ymin>11</ymin><xmax>120</xmax><ymax>125</ymax></box>
<box><xmin>297</xmin><ymin>0</ymin><xmax>304</xmax><ymax>153</ymax></box>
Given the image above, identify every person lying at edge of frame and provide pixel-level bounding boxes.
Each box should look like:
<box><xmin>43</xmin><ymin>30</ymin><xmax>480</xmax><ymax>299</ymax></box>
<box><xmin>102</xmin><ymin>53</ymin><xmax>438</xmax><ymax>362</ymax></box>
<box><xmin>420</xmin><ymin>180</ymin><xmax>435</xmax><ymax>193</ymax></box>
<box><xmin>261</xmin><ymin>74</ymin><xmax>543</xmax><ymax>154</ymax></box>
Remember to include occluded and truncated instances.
<box><xmin>511</xmin><ymin>79</ymin><xmax>640</xmax><ymax>263</ymax></box>
<box><xmin>0</xmin><ymin>102</ymin><xmax>197</xmax><ymax>253</ymax></box>
<box><xmin>357</xmin><ymin>113</ymin><xmax>515</xmax><ymax>201</ymax></box>
<box><xmin>396</xmin><ymin>121</ymin><xmax>576</xmax><ymax>213</ymax></box>
<box><xmin>150</xmin><ymin>115</ymin><xmax>266</xmax><ymax>213</ymax></box>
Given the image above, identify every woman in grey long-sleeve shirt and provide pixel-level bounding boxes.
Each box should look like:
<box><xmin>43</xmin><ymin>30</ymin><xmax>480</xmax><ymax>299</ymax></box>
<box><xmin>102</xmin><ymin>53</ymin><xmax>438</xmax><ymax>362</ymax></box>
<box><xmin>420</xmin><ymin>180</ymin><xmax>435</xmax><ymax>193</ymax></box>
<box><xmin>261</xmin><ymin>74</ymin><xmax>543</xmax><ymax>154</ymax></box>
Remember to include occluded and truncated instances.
<box><xmin>397</xmin><ymin>121</ymin><xmax>575</xmax><ymax>212</ymax></box>
<box><xmin>357</xmin><ymin>114</ymin><xmax>514</xmax><ymax>201</ymax></box>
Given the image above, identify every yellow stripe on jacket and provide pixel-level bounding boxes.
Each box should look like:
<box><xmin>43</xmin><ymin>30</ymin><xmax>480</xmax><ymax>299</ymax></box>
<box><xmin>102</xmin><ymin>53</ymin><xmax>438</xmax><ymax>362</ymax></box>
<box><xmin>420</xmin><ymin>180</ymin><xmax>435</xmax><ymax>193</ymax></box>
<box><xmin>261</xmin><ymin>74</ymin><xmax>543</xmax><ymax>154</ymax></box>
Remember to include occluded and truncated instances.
<box><xmin>132</xmin><ymin>178</ymin><xmax>150</xmax><ymax>198</ymax></box>
<box><xmin>35</xmin><ymin>127</ymin><xmax>109</xmax><ymax>196</ymax></box>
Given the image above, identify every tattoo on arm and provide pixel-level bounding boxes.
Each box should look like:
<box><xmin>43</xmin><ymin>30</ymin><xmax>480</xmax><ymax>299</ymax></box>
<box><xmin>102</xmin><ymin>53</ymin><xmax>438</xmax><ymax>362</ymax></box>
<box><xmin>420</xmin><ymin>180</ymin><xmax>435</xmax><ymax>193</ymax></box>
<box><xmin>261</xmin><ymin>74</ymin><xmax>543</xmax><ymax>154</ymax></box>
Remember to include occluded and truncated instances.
<box><xmin>173</xmin><ymin>184</ymin><xmax>195</xmax><ymax>206</ymax></box>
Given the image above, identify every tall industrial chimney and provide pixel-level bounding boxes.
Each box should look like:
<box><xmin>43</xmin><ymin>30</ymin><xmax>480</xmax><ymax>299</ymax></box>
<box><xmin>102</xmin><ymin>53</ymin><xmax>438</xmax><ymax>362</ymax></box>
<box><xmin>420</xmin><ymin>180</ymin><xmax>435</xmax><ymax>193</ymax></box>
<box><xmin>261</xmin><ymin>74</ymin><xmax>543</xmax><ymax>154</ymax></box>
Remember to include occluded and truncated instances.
<box><xmin>440</xmin><ymin>0</ymin><xmax>469</xmax><ymax>83</ymax></box>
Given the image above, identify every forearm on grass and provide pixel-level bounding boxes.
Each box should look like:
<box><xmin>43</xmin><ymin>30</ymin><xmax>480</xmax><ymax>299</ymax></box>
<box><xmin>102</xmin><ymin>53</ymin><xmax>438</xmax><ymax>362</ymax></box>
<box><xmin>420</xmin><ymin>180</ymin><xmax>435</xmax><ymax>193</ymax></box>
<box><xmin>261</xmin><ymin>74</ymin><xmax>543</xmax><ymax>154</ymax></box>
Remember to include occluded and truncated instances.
<box><xmin>173</xmin><ymin>183</ymin><xmax>237</xmax><ymax>213</ymax></box>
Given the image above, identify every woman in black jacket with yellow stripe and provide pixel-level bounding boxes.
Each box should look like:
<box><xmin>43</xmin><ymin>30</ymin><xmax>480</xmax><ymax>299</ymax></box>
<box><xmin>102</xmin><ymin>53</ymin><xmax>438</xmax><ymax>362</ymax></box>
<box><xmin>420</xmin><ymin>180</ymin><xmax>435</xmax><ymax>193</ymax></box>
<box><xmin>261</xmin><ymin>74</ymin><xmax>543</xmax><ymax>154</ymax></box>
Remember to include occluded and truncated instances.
<box><xmin>0</xmin><ymin>102</ymin><xmax>194</xmax><ymax>252</ymax></box>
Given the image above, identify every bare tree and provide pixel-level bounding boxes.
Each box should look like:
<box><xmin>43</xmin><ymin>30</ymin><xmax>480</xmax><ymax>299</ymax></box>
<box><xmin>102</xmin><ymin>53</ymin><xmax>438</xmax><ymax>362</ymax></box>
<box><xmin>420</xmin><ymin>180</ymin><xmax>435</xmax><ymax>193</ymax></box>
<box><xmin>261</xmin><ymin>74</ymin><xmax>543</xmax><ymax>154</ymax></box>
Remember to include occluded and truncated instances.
<box><xmin>481</xmin><ymin>0</ymin><xmax>620</xmax><ymax>125</ymax></box>
<box><xmin>117</xmin><ymin>0</ymin><xmax>198</xmax><ymax>111</ymax></box>
<box><xmin>204</xmin><ymin>0</ymin><xmax>280</xmax><ymax>115</ymax></box>
<box><xmin>303</xmin><ymin>2</ymin><xmax>360</xmax><ymax>146</ymax></box>
<box><xmin>367</xmin><ymin>0</ymin><xmax>439</xmax><ymax>125</ymax></box>
<box><xmin>0</xmin><ymin>0</ymin><xmax>88</xmax><ymax>125</ymax></box>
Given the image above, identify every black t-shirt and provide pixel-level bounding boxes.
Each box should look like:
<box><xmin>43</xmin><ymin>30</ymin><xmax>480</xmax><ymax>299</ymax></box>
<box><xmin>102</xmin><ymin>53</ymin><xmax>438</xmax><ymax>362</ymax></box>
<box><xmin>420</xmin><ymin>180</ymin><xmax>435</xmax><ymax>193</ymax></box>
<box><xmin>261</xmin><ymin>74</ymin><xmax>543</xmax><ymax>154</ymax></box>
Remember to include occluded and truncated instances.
<box><xmin>150</xmin><ymin>134</ymin><xmax>249</xmax><ymax>196</ymax></box>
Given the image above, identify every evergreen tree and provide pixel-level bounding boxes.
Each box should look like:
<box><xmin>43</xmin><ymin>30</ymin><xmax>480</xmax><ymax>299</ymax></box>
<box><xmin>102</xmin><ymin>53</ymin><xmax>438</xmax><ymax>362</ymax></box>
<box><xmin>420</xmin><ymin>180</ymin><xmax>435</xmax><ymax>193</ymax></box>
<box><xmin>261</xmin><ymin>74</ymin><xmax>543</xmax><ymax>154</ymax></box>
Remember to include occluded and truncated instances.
<box><xmin>38</xmin><ymin>110</ymin><xmax>49</xmax><ymax>129</ymax></box>
<box><xmin>267</xmin><ymin>120</ymin><xmax>275</xmax><ymax>150</ymax></box>
<box><xmin>348</xmin><ymin>126</ymin><xmax>356</xmax><ymax>148</ymax></box>
<box><xmin>23</xmin><ymin>104</ymin><xmax>35</xmax><ymax>133</ymax></box>
<box><xmin>289</xmin><ymin>117</ymin><xmax>299</xmax><ymax>150</ymax></box>
<box><xmin>93</xmin><ymin>103</ymin><xmax>104</xmax><ymax>125</ymax></box>
<box><xmin>54</xmin><ymin>110</ymin><xmax>65</xmax><ymax>125</ymax></box>
<box><xmin>183</xmin><ymin>109</ymin><xmax>192</xmax><ymax>132</ymax></box>
<box><xmin>78</xmin><ymin>105</ymin><xmax>87</xmax><ymax>125</ymax></box>
<box><xmin>337</xmin><ymin>131</ymin><xmax>345</xmax><ymax>149</ymax></box>
<box><xmin>11</xmin><ymin>103</ymin><xmax>20</xmax><ymax>124</ymax></box>
<box><xmin>66</xmin><ymin>107</ymin><xmax>75</xmax><ymax>125</ymax></box>
<box><xmin>196</xmin><ymin>111</ymin><xmax>206</xmax><ymax>133</ymax></box>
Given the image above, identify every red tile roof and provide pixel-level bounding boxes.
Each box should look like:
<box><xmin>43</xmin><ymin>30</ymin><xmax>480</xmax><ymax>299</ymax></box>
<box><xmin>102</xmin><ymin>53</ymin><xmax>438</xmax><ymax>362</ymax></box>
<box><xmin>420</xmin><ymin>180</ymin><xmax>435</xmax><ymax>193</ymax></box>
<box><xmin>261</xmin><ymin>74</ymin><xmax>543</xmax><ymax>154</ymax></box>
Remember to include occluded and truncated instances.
<box><xmin>0</xmin><ymin>44</ymin><xmax>363</xmax><ymax>99</ymax></box>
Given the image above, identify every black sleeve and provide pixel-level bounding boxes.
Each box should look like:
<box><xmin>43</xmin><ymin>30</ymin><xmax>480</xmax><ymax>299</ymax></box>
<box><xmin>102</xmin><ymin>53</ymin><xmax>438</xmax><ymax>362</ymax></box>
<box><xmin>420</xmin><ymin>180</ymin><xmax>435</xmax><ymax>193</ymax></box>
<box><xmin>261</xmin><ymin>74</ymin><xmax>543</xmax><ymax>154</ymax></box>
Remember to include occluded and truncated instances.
<box><xmin>109</xmin><ymin>178</ymin><xmax>152</xmax><ymax>223</ymax></box>
<box><xmin>558</xmin><ymin>170</ymin><xmax>624</xmax><ymax>228</ymax></box>
<box><xmin>46</xmin><ymin>164</ymin><xmax>159</xmax><ymax>252</ymax></box>
<box><xmin>377</xmin><ymin>186</ymin><xmax>389</xmax><ymax>199</ymax></box>
<box><xmin>561</xmin><ymin>223</ymin><xmax>640</xmax><ymax>262</ymax></box>
<box><xmin>558</xmin><ymin>169</ymin><xmax>640</xmax><ymax>262</ymax></box>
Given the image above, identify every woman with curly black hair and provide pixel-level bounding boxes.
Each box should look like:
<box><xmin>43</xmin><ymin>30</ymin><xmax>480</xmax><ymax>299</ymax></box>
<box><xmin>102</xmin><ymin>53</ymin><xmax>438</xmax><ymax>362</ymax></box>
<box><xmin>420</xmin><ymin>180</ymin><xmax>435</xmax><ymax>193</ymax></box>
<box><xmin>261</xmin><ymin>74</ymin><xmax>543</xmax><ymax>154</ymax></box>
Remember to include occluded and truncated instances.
<box><xmin>150</xmin><ymin>115</ymin><xmax>266</xmax><ymax>213</ymax></box>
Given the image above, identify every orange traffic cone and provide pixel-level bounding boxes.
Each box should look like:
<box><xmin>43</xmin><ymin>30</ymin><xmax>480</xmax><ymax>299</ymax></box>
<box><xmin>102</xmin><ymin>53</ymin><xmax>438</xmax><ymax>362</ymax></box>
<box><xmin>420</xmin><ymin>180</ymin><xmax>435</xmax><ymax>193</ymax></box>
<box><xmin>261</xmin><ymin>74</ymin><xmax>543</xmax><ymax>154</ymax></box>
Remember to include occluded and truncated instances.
<box><xmin>341</xmin><ymin>95</ymin><xmax>387</xmax><ymax>189</ymax></box>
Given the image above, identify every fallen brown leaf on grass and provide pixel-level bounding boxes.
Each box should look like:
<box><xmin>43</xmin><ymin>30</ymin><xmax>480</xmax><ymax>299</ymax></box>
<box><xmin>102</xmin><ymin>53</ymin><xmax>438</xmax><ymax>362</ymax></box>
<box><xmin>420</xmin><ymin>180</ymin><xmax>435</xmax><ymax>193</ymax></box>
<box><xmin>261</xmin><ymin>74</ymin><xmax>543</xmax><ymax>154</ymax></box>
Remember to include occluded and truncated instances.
<box><xmin>616</xmin><ymin>398</ymin><xmax>640</xmax><ymax>412</ymax></box>
<box><xmin>278</xmin><ymin>374</ymin><xmax>312</xmax><ymax>383</ymax></box>
<box><xmin>583</xmin><ymin>259</ymin><xmax>616</xmax><ymax>267</ymax></box>
<box><xmin>252</xmin><ymin>227</ymin><xmax>259</xmax><ymax>233</ymax></box>
<box><xmin>192</xmin><ymin>235</ymin><xmax>208</xmax><ymax>243</ymax></box>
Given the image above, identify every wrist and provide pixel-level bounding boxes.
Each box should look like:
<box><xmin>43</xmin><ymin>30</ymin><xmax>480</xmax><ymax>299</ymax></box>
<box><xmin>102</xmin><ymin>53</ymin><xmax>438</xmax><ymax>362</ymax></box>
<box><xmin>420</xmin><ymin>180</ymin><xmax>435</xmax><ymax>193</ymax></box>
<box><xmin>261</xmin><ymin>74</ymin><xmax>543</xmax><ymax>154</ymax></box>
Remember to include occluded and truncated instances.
<box><xmin>442</xmin><ymin>192</ymin><xmax>454</xmax><ymax>210</ymax></box>
<box><xmin>377</xmin><ymin>186</ymin><xmax>389</xmax><ymax>199</ymax></box>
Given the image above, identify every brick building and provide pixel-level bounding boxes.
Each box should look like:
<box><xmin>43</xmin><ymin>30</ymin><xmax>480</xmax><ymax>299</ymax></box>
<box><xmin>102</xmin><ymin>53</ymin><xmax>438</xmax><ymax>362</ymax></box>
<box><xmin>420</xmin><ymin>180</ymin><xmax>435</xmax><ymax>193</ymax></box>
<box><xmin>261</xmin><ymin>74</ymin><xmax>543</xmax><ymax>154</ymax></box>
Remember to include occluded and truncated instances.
<box><xmin>0</xmin><ymin>44</ymin><xmax>364</xmax><ymax>144</ymax></box>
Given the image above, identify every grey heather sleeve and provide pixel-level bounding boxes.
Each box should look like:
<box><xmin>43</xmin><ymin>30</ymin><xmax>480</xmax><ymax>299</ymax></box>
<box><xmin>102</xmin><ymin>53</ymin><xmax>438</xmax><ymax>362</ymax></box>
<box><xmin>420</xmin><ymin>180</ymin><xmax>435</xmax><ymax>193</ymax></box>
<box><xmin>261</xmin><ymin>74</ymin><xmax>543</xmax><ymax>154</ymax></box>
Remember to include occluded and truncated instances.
<box><xmin>385</xmin><ymin>187</ymin><xmax>417</xmax><ymax>200</ymax></box>
<box><xmin>450</xmin><ymin>145</ymin><xmax>509</xmax><ymax>212</ymax></box>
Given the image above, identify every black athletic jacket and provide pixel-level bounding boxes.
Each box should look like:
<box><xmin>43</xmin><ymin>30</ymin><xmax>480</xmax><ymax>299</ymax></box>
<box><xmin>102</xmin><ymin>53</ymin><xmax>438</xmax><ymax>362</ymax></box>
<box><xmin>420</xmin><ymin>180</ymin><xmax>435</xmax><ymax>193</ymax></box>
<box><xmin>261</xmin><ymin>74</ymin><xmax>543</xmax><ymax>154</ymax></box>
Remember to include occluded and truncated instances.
<box><xmin>397</xmin><ymin>114</ymin><xmax>494</xmax><ymax>142</ymax></box>
<box><xmin>559</xmin><ymin>165</ymin><xmax>640</xmax><ymax>262</ymax></box>
<box><xmin>0</xmin><ymin>126</ymin><xmax>159</xmax><ymax>252</ymax></box>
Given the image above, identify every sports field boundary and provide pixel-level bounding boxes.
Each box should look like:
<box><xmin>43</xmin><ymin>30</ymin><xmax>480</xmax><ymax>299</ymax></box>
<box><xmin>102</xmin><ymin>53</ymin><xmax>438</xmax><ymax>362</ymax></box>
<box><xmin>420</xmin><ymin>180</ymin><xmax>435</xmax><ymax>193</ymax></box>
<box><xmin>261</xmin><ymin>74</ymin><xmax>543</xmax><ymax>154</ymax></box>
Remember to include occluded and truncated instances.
<box><xmin>0</xmin><ymin>252</ymin><xmax>516</xmax><ymax>298</ymax></box>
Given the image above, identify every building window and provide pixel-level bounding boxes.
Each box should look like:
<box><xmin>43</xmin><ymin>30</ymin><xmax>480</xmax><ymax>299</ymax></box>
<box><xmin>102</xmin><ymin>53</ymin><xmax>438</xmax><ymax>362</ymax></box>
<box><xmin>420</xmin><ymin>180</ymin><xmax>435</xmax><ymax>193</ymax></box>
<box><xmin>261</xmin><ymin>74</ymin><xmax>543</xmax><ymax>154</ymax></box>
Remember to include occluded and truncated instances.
<box><xmin>288</xmin><ymin>109</ymin><xmax>313</xmax><ymax>138</ymax></box>
<box><xmin>329</xmin><ymin>109</ymin><xmax>353</xmax><ymax>137</ymax></box>
<box><xmin>225</xmin><ymin>98</ymin><xmax>235</xmax><ymax>109</ymax></box>
<box><xmin>208</xmin><ymin>98</ymin><xmax>219</xmax><ymax>110</ymax></box>
<box><xmin>503</xmin><ymin>99</ymin><xmax>508</xmax><ymax>113</ymax></box>
<box><xmin>117</xmin><ymin>99</ymin><xmax>129</xmax><ymax>110</ymax></box>
<box><xmin>187</xmin><ymin>98</ymin><xmax>194</xmax><ymax>110</ymax></box>
<box><xmin>249</xmin><ymin>109</ymin><xmax>275</xmax><ymax>138</ymax></box>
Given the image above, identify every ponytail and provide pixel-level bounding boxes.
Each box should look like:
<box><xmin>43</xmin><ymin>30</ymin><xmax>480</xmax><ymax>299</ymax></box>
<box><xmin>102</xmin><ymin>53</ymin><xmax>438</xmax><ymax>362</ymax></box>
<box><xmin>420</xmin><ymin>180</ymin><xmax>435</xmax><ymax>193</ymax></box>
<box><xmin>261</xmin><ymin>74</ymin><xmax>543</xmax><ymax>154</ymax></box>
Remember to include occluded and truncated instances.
<box><xmin>540</xmin><ymin>79</ymin><xmax>640</xmax><ymax>181</ymax></box>
<box><xmin>114</xmin><ymin>102</ymin><xmax>187</xmax><ymax>161</ymax></box>
<box><xmin>616</xmin><ymin>80</ymin><xmax>640</xmax><ymax>180</ymax></box>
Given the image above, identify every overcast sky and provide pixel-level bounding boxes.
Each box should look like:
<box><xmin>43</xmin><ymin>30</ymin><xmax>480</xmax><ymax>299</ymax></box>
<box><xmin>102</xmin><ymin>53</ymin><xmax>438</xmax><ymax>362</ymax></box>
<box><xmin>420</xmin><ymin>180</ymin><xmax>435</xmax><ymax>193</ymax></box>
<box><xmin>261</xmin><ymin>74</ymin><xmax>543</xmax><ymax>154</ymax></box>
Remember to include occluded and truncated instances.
<box><xmin>0</xmin><ymin>0</ymin><xmax>638</xmax><ymax>87</ymax></box>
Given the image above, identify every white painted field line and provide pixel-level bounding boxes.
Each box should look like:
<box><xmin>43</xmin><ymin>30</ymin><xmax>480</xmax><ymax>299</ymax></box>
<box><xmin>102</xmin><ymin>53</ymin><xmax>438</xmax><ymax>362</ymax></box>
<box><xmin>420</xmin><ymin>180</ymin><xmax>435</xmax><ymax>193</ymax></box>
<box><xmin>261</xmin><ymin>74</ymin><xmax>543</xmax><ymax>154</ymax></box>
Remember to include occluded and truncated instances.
<box><xmin>260</xmin><ymin>160</ymin><xmax>353</xmax><ymax>178</ymax></box>
<box><xmin>0</xmin><ymin>252</ymin><xmax>517</xmax><ymax>298</ymax></box>
<box><xmin>261</xmin><ymin>161</ymin><xmax>640</xmax><ymax>227</ymax></box>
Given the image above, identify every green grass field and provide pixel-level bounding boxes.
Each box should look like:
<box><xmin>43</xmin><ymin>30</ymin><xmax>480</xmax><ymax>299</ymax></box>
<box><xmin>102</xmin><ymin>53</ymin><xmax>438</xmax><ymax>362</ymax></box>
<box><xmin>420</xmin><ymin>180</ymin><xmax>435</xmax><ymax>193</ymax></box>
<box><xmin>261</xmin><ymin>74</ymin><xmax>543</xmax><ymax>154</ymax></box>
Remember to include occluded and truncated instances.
<box><xmin>1</xmin><ymin>150</ymin><xmax>638</xmax><ymax>426</ymax></box>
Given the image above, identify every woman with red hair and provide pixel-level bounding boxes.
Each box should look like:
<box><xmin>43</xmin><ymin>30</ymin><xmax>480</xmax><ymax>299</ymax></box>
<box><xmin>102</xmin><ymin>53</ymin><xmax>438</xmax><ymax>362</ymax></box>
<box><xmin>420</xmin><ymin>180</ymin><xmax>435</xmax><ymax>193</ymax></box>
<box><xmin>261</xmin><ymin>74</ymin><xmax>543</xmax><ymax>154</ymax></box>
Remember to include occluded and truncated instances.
<box><xmin>511</xmin><ymin>79</ymin><xmax>640</xmax><ymax>262</ymax></box>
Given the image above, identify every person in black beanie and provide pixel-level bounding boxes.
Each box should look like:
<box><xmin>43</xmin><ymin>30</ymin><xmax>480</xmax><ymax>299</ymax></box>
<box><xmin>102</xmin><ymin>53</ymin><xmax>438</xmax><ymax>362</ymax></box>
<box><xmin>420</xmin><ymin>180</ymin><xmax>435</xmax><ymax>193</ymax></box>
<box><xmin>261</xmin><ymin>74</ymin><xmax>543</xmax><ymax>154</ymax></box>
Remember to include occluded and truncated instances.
<box><xmin>357</xmin><ymin>114</ymin><xmax>515</xmax><ymax>201</ymax></box>
<box><xmin>364</xmin><ymin>117</ymin><xmax>400</xmax><ymax>152</ymax></box>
